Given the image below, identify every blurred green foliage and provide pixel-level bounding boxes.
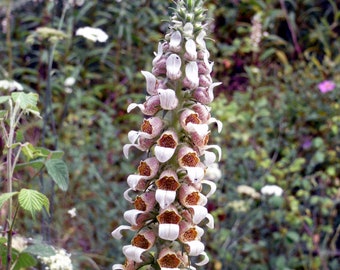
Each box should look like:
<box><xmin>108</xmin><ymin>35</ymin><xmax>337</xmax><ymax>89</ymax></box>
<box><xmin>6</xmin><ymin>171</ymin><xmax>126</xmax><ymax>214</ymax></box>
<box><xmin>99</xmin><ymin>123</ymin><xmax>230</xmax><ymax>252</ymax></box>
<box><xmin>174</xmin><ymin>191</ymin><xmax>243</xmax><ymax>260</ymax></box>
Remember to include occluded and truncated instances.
<box><xmin>0</xmin><ymin>0</ymin><xmax>339</xmax><ymax>269</ymax></box>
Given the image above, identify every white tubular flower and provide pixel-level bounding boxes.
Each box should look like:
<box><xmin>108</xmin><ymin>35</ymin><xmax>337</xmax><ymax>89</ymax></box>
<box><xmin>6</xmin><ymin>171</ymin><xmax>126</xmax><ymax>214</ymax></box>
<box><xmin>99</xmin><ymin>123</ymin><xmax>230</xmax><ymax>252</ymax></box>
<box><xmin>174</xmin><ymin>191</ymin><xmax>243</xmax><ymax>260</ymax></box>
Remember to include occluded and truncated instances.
<box><xmin>158</xmin><ymin>88</ymin><xmax>179</xmax><ymax>110</ymax></box>
<box><xmin>185</xmin><ymin>39</ymin><xmax>197</xmax><ymax>60</ymax></box>
<box><xmin>76</xmin><ymin>26</ymin><xmax>108</xmax><ymax>42</ymax></box>
<box><xmin>184</xmin><ymin>61</ymin><xmax>199</xmax><ymax>89</ymax></box>
<box><xmin>122</xmin><ymin>245</ymin><xmax>146</xmax><ymax>263</ymax></box>
<box><xmin>152</xmin><ymin>42</ymin><xmax>165</xmax><ymax>66</ymax></box>
<box><xmin>155</xmin><ymin>130</ymin><xmax>178</xmax><ymax>163</ymax></box>
<box><xmin>185</xmin><ymin>240</ymin><xmax>205</xmax><ymax>256</ymax></box>
<box><xmin>156</xmin><ymin>170</ymin><xmax>180</xmax><ymax>209</ymax></box>
<box><xmin>112</xmin><ymin>225</ymin><xmax>133</xmax><ymax>240</ymax></box>
<box><xmin>141</xmin><ymin>70</ymin><xmax>158</xmax><ymax>95</ymax></box>
<box><xmin>169</xmin><ymin>30</ymin><xmax>182</xmax><ymax>52</ymax></box>
<box><xmin>196</xmin><ymin>30</ymin><xmax>207</xmax><ymax>50</ymax></box>
<box><xmin>157</xmin><ymin>207</ymin><xmax>182</xmax><ymax>241</ymax></box>
<box><xmin>166</xmin><ymin>54</ymin><xmax>182</xmax><ymax>80</ymax></box>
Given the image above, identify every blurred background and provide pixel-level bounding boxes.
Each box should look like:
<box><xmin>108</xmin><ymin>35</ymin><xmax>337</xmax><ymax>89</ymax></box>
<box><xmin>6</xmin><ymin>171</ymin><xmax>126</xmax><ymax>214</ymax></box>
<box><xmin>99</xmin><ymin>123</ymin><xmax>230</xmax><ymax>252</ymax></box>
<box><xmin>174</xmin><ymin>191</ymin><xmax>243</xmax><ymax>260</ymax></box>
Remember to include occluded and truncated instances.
<box><xmin>0</xmin><ymin>0</ymin><xmax>339</xmax><ymax>269</ymax></box>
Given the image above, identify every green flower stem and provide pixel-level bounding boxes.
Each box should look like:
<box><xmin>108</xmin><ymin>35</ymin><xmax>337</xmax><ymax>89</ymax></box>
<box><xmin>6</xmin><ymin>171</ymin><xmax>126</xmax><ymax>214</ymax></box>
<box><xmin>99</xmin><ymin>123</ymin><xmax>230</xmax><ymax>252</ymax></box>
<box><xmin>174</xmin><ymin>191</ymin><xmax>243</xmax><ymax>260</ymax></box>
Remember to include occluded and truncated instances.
<box><xmin>5</xmin><ymin>0</ymin><xmax>13</xmax><ymax>78</ymax></box>
<box><xmin>5</xmin><ymin>100</ymin><xmax>20</xmax><ymax>270</ymax></box>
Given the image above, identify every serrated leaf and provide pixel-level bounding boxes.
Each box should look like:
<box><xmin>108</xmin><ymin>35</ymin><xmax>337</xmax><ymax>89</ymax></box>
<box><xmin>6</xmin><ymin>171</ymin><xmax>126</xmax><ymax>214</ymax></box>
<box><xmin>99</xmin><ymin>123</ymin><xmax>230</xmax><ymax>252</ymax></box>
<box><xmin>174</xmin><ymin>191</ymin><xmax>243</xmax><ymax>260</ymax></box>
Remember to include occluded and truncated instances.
<box><xmin>18</xmin><ymin>189</ymin><xmax>50</xmax><ymax>217</ymax></box>
<box><xmin>24</xmin><ymin>243</ymin><xmax>56</xmax><ymax>257</ymax></box>
<box><xmin>11</xmin><ymin>92</ymin><xmax>39</xmax><ymax>111</ymax></box>
<box><xmin>12</xmin><ymin>252</ymin><xmax>37</xmax><ymax>270</ymax></box>
<box><xmin>0</xmin><ymin>192</ymin><xmax>19</xmax><ymax>209</ymax></box>
<box><xmin>45</xmin><ymin>159</ymin><xmax>69</xmax><ymax>191</ymax></box>
<box><xmin>22</xmin><ymin>143</ymin><xmax>47</xmax><ymax>161</ymax></box>
<box><xmin>15</xmin><ymin>158</ymin><xmax>45</xmax><ymax>171</ymax></box>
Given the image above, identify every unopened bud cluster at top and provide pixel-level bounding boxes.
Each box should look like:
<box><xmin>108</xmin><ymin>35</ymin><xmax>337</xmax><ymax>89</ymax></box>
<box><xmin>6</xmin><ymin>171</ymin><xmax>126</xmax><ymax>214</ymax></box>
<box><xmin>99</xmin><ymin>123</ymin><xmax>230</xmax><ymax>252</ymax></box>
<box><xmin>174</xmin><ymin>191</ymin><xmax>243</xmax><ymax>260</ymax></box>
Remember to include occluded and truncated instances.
<box><xmin>112</xmin><ymin>1</ymin><xmax>222</xmax><ymax>269</ymax></box>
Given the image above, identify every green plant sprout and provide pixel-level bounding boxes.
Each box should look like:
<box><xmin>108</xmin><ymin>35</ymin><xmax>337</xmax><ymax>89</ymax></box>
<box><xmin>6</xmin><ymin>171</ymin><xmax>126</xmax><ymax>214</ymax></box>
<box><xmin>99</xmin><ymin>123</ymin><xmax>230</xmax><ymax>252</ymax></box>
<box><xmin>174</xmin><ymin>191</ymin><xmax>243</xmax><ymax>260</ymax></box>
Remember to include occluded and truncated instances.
<box><xmin>0</xmin><ymin>91</ymin><xmax>69</xmax><ymax>270</ymax></box>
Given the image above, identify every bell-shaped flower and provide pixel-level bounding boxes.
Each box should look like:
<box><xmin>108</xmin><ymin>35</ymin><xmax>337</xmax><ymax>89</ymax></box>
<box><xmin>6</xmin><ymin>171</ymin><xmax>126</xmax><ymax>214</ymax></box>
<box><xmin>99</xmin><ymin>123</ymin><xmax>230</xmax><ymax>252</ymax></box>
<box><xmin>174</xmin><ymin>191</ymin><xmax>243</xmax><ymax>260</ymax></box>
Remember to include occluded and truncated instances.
<box><xmin>200</xmin><ymin>179</ymin><xmax>217</xmax><ymax>198</ymax></box>
<box><xmin>179</xmin><ymin>221</ymin><xmax>204</xmax><ymax>243</ymax></box>
<box><xmin>199</xmin><ymin>74</ymin><xmax>213</xmax><ymax>88</ymax></box>
<box><xmin>193</xmin><ymin>82</ymin><xmax>221</xmax><ymax>105</ymax></box>
<box><xmin>169</xmin><ymin>31</ymin><xmax>182</xmax><ymax>52</ymax></box>
<box><xmin>157</xmin><ymin>206</ymin><xmax>182</xmax><ymax>241</ymax></box>
<box><xmin>191</xmin><ymin>131</ymin><xmax>210</xmax><ymax>149</ymax></box>
<box><xmin>184</xmin><ymin>39</ymin><xmax>197</xmax><ymax>61</ymax></box>
<box><xmin>203</xmin><ymin>149</ymin><xmax>221</xmax><ymax>166</ymax></box>
<box><xmin>179</xmin><ymin>184</ymin><xmax>207</xmax><ymax>207</ymax></box>
<box><xmin>192</xmin><ymin>103</ymin><xmax>211</xmax><ymax>123</ymax></box>
<box><xmin>207</xmin><ymin>117</ymin><xmax>223</xmax><ymax>133</ymax></box>
<box><xmin>123</xmin><ymin>137</ymin><xmax>154</xmax><ymax>159</ymax></box>
<box><xmin>122</xmin><ymin>245</ymin><xmax>146</xmax><ymax>263</ymax></box>
<box><xmin>187</xmin><ymin>206</ymin><xmax>214</xmax><ymax>228</ymax></box>
<box><xmin>124</xmin><ymin>209</ymin><xmax>145</xmax><ymax>227</ymax></box>
<box><xmin>155</xmin><ymin>130</ymin><xmax>178</xmax><ymax>163</ymax></box>
<box><xmin>112</xmin><ymin>260</ymin><xmax>140</xmax><ymax>270</ymax></box>
<box><xmin>157</xmin><ymin>248</ymin><xmax>182</xmax><ymax>270</ymax></box>
<box><xmin>166</xmin><ymin>54</ymin><xmax>182</xmax><ymax>80</ymax></box>
<box><xmin>184</xmin><ymin>240</ymin><xmax>205</xmax><ymax>256</ymax></box>
<box><xmin>178</xmin><ymin>146</ymin><xmax>200</xmax><ymax>167</ymax></box>
<box><xmin>180</xmin><ymin>109</ymin><xmax>208</xmax><ymax>137</ymax></box>
<box><xmin>137</xmin><ymin>157</ymin><xmax>159</xmax><ymax>178</ymax></box>
<box><xmin>196</xmin><ymin>30</ymin><xmax>207</xmax><ymax>50</ymax></box>
<box><xmin>158</xmin><ymin>89</ymin><xmax>178</xmax><ymax>110</ymax></box>
<box><xmin>127</xmin><ymin>174</ymin><xmax>146</xmax><ymax>191</ymax></box>
<box><xmin>183</xmin><ymin>62</ymin><xmax>199</xmax><ymax>90</ymax></box>
<box><xmin>141</xmin><ymin>71</ymin><xmax>158</xmax><ymax>95</ymax></box>
<box><xmin>138</xmin><ymin>117</ymin><xmax>164</xmax><ymax>139</ymax></box>
<box><xmin>134</xmin><ymin>191</ymin><xmax>156</xmax><ymax>212</ymax></box>
<box><xmin>112</xmin><ymin>225</ymin><xmax>134</xmax><ymax>240</ymax></box>
<box><xmin>127</xmin><ymin>94</ymin><xmax>160</xmax><ymax>115</ymax></box>
<box><xmin>155</xmin><ymin>170</ymin><xmax>181</xmax><ymax>209</ymax></box>
<box><xmin>123</xmin><ymin>229</ymin><xmax>156</xmax><ymax>263</ymax></box>
<box><xmin>152</xmin><ymin>42</ymin><xmax>165</xmax><ymax>66</ymax></box>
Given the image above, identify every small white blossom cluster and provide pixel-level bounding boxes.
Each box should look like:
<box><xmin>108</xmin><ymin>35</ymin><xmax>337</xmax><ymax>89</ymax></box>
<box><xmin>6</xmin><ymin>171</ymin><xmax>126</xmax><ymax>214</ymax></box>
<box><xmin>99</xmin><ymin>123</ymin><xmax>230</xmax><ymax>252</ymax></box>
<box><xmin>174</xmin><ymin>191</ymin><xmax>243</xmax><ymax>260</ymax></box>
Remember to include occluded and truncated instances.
<box><xmin>39</xmin><ymin>249</ymin><xmax>73</xmax><ymax>270</ymax></box>
<box><xmin>0</xmin><ymin>80</ymin><xmax>23</xmax><ymax>91</ymax></box>
<box><xmin>76</xmin><ymin>27</ymin><xmax>108</xmax><ymax>43</ymax></box>
<box><xmin>261</xmin><ymin>185</ymin><xmax>284</xmax><ymax>197</ymax></box>
<box><xmin>111</xmin><ymin>0</ymin><xmax>222</xmax><ymax>269</ymax></box>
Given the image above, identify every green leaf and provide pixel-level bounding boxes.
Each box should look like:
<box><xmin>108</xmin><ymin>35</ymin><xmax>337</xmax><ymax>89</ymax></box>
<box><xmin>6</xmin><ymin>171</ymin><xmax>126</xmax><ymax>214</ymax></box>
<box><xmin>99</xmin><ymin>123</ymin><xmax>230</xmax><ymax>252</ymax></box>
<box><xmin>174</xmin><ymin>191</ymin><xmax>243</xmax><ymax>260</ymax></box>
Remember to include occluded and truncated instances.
<box><xmin>24</xmin><ymin>243</ymin><xmax>56</xmax><ymax>257</ymax></box>
<box><xmin>11</xmin><ymin>92</ymin><xmax>40</xmax><ymax>116</ymax></box>
<box><xmin>0</xmin><ymin>96</ymin><xmax>10</xmax><ymax>104</ymax></box>
<box><xmin>45</xmin><ymin>159</ymin><xmax>69</xmax><ymax>191</ymax></box>
<box><xmin>18</xmin><ymin>189</ymin><xmax>50</xmax><ymax>217</ymax></box>
<box><xmin>22</xmin><ymin>143</ymin><xmax>47</xmax><ymax>161</ymax></box>
<box><xmin>0</xmin><ymin>192</ymin><xmax>19</xmax><ymax>209</ymax></box>
<box><xmin>15</xmin><ymin>158</ymin><xmax>45</xmax><ymax>171</ymax></box>
<box><xmin>12</xmin><ymin>252</ymin><xmax>37</xmax><ymax>270</ymax></box>
<box><xmin>0</xmin><ymin>110</ymin><xmax>7</xmax><ymax>120</ymax></box>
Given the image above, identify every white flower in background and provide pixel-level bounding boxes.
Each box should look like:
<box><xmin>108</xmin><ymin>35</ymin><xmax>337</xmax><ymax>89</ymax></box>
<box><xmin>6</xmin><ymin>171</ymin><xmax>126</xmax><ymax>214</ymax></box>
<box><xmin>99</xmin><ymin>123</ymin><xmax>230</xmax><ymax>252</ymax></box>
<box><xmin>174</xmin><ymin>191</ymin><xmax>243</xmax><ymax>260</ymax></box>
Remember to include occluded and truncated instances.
<box><xmin>64</xmin><ymin>77</ymin><xmax>76</xmax><ymax>87</ymax></box>
<box><xmin>237</xmin><ymin>185</ymin><xmax>261</xmax><ymax>199</ymax></box>
<box><xmin>67</xmin><ymin>207</ymin><xmax>77</xmax><ymax>218</ymax></box>
<box><xmin>76</xmin><ymin>27</ymin><xmax>108</xmax><ymax>43</ymax></box>
<box><xmin>205</xmin><ymin>163</ymin><xmax>222</xmax><ymax>181</ymax></box>
<box><xmin>64</xmin><ymin>77</ymin><xmax>76</xmax><ymax>94</ymax></box>
<box><xmin>11</xmin><ymin>235</ymin><xmax>28</xmax><ymax>252</ymax></box>
<box><xmin>261</xmin><ymin>185</ymin><xmax>283</xmax><ymax>197</ymax></box>
<box><xmin>0</xmin><ymin>80</ymin><xmax>23</xmax><ymax>91</ymax></box>
<box><xmin>40</xmin><ymin>249</ymin><xmax>73</xmax><ymax>270</ymax></box>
